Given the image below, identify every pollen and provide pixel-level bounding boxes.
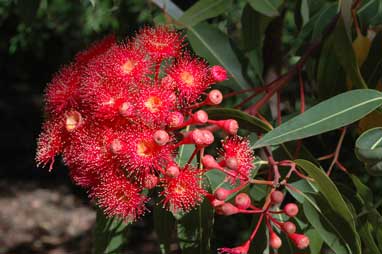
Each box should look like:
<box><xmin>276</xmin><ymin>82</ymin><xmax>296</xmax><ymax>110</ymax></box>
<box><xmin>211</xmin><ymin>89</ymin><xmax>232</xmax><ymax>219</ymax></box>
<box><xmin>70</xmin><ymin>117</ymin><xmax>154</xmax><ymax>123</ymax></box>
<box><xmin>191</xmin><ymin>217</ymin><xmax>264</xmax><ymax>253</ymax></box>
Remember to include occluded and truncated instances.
<box><xmin>144</xmin><ymin>96</ymin><xmax>162</xmax><ymax>113</ymax></box>
<box><xmin>65</xmin><ymin>111</ymin><xmax>82</xmax><ymax>132</ymax></box>
<box><xmin>122</xmin><ymin>59</ymin><xmax>136</xmax><ymax>74</ymax></box>
<box><xmin>137</xmin><ymin>140</ymin><xmax>156</xmax><ymax>157</ymax></box>
<box><xmin>180</xmin><ymin>71</ymin><xmax>194</xmax><ymax>86</ymax></box>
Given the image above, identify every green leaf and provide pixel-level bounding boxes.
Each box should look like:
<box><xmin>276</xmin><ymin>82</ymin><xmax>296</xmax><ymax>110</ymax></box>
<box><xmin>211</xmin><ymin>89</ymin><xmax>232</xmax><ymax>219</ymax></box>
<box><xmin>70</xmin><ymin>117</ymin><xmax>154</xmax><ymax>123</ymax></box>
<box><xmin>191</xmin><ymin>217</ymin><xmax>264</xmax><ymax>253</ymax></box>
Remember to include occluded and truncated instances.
<box><xmin>361</xmin><ymin>32</ymin><xmax>382</xmax><ymax>89</ymax></box>
<box><xmin>206</xmin><ymin>108</ymin><xmax>272</xmax><ymax>133</ymax></box>
<box><xmin>253</xmin><ymin>89</ymin><xmax>382</xmax><ymax>148</ymax></box>
<box><xmin>152</xmin><ymin>0</ymin><xmax>250</xmax><ymax>90</ymax></box>
<box><xmin>179</xmin><ymin>0</ymin><xmax>231</xmax><ymax>27</ymax></box>
<box><xmin>339</xmin><ymin>0</ymin><xmax>352</xmax><ymax>37</ymax></box>
<box><xmin>355</xmin><ymin>127</ymin><xmax>382</xmax><ymax>175</ymax></box>
<box><xmin>359</xmin><ymin>222</ymin><xmax>382</xmax><ymax>254</ymax></box>
<box><xmin>93</xmin><ymin>208</ymin><xmax>129</xmax><ymax>254</ymax></box>
<box><xmin>187</xmin><ymin>23</ymin><xmax>250</xmax><ymax>90</ymax></box>
<box><xmin>333</xmin><ymin>17</ymin><xmax>368</xmax><ymax>89</ymax></box>
<box><xmin>316</xmin><ymin>32</ymin><xmax>347</xmax><ymax>99</ymax></box>
<box><xmin>294</xmin><ymin>159</ymin><xmax>362</xmax><ymax>254</ymax></box>
<box><xmin>246</xmin><ymin>0</ymin><xmax>283</xmax><ymax>17</ymax></box>
<box><xmin>154</xmin><ymin>206</ymin><xmax>176</xmax><ymax>254</ymax></box>
<box><xmin>300</xmin><ymin>0</ymin><xmax>310</xmax><ymax>26</ymax></box>
<box><xmin>305</xmin><ymin>228</ymin><xmax>324</xmax><ymax>254</ymax></box>
<box><xmin>177</xmin><ymin>199</ymin><xmax>214</xmax><ymax>254</ymax></box>
<box><xmin>151</xmin><ymin>0</ymin><xmax>183</xmax><ymax>19</ymax></box>
<box><xmin>241</xmin><ymin>3</ymin><xmax>272</xmax><ymax>51</ymax></box>
<box><xmin>302</xmin><ymin>193</ymin><xmax>357</xmax><ymax>254</ymax></box>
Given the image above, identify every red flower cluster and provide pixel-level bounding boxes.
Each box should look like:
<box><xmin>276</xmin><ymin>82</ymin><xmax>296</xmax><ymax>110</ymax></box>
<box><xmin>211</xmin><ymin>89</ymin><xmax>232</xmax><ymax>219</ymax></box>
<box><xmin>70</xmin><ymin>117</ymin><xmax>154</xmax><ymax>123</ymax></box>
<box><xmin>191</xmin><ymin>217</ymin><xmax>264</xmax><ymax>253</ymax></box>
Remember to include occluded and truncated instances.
<box><xmin>36</xmin><ymin>26</ymin><xmax>230</xmax><ymax>220</ymax></box>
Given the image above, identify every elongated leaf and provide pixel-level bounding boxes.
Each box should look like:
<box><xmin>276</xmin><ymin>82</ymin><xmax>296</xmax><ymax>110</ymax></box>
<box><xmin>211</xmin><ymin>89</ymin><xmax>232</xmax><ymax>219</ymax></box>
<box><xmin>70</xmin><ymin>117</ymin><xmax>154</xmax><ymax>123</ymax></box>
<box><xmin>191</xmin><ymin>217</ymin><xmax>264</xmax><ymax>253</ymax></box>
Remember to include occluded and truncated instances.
<box><xmin>246</xmin><ymin>0</ymin><xmax>283</xmax><ymax>17</ymax></box>
<box><xmin>187</xmin><ymin>23</ymin><xmax>250</xmax><ymax>89</ymax></box>
<box><xmin>93</xmin><ymin>208</ymin><xmax>129</xmax><ymax>254</ymax></box>
<box><xmin>151</xmin><ymin>0</ymin><xmax>183</xmax><ymax>19</ymax></box>
<box><xmin>206</xmin><ymin>108</ymin><xmax>272</xmax><ymax>133</ymax></box>
<box><xmin>302</xmin><ymin>194</ymin><xmax>356</xmax><ymax>254</ymax></box>
<box><xmin>152</xmin><ymin>0</ymin><xmax>249</xmax><ymax>90</ymax></box>
<box><xmin>295</xmin><ymin>160</ymin><xmax>362</xmax><ymax>254</ymax></box>
<box><xmin>177</xmin><ymin>199</ymin><xmax>214</xmax><ymax>254</ymax></box>
<box><xmin>179</xmin><ymin>0</ymin><xmax>231</xmax><ymax>27</ymax></box>
<box><xmin>333</xmin><ymin>17</ymin><xmax>368</xmax><ymax>89</ymax></box>
<box><xmin>253</xmin><ymin>89</ymin><xmax>382</xmax><ymax>148</ymax></box>
<box><xmin>154</xmin><ymin>206</ymin><xmax>176</xmax><ymax>254</ymax></box>
<box><xmin>355</xmin><ymin>127</ymin><xmax>382</xmax><ymax>175</ymax></box>
<box><xmin>359</xmin><ymin>222</ymin><xmax>382</xmax><ymax>254</ymax></box>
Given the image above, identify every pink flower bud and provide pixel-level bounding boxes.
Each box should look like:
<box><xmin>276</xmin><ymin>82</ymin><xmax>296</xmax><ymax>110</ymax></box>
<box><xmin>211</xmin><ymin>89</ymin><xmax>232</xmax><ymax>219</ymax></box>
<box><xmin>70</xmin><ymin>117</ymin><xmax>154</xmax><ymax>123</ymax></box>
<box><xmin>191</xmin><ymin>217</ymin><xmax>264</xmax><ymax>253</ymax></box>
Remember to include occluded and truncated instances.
<box><xmin>143</xmin><ymin>174</ymin><xmax>158</xmax><ymax>189</ymax></box>
<box><xmin>153</xmin><ymin>130</ymin><xmax>169</xmax><ymax>146</ymax></box>
<box><xmin>269</xmin><ymin>231</ymin><xmax>282</xmax><ymax>249</ymax></box>
<box><xmin>211</xmin><ymin>198</ymin><xmax>225</xmax><ymax>207</ymax></box>
<box><xmin>226</xmin><ymin>157</ymin><xmax>238</xmax><ymax>170</ymax></box>
<box><xmin>216</xmin><ymin>203</ymin><xmax>239</xmax><ymax>216</ymax></box>
<box><xmin>192</xmin><ymin>110</ymin><xmax>209</xmax><ymax>124</ymax></box>
<box><xmin>167</xmin><ymin>111</ymin><xmax>184</xmax><ymax>128</ymax></box>
<box><xmin>209</xmin><ymin>119</ymin><xmax>239</xmax><ymax>135</ymax></box>
<box><xmin>65</xmin><ymin>111</ymin><xmax>82</xmax><ymax>132</ymax></box>
<box><xmin>218</xmin><ymin>240</ymin><xmax>250</xmax><ymax>254</ymax></box>
<box><xmin>289</xmin><ymin>233</ymin><xmax>310</xmax><ymax>249</ymax></box>
<box><xmin>119</xmin><ymin>102</ymin><xmax>134</xmax><ymax>117</ymax></box>
<box><xmin>284</xmin><ymin>203</ymin><xmax>299</xmax><ymax>217</ymax></box>
<box><xmin>110</xmin><ymin>139</ymin><xmax>123</xmax><ymax>154</ymax></box>
<box><xmin>202</xmin><ymin>155</ymin><xmax>222</xmax><ymax>170</ymax></box>
<box><xmin>166</xmin><ymin>165</ymin><xmax>180</xmax><ymax>178</ymax></box>
<box><xmin>282</xmin><ymin>221</ymin><xmax>296</xmax><ymax>234</ymax></box>
<box><xmin>234</xmin><ymin>193</ymin><xmax>251</xmax><ymax>210</ymax></box>
<box><xmin>206</xmin><ymin>89</ymin><xmax>223</xmax><ymax>105</ymax></box>
<box><xmin>271</xmin><ymin>190</ymin><xmax>284</xmax><ymax>204</ymax></box>
<box><xmin>215</xmin><ymin>187</ymin><xmax>231</xmax><ymax>201</ymax></box>
<box><xmin>200</xmin><ymin>130</ymin><xmax>214</xmax><ymax>146</ymax></box>
<box><xmin>211</xmin><ymin>65</ymin><xmax>227</xmax><ymax>82</ymax></box>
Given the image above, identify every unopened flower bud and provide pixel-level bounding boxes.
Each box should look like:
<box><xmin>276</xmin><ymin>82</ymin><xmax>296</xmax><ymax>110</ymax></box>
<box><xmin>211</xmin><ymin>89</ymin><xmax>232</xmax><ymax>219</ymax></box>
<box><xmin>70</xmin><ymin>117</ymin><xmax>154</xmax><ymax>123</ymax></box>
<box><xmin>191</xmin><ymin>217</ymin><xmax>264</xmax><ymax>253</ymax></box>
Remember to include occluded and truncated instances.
<box><xmin>216</xmin><ymin>203</ymin><xmax>239</xmax><ymax>216</ymax></box>
<box><xmin>200</xmin><ymin>130</ymin><xmax>214</xmax><ymax>146</ymax></box>
<box><xmin>235</xmin><ymin>193</ymin><xmax>251</xmax><ymax>210</ymax></box>
<box><xmin>284</xmin><ymin>203</ymin><xmax>299</xmax><ymax>217</ymax></box>
<box><xmin>215</xmin><ymin>187</ymin><xmax>230</xmax><ymax>201</ymax></box>
<box><xmin>289</xmin><ymin>233</ymin><xmax>310</xmax><ymax>249</ymax></box>
<box><xmin>211</xmin><ymin>198</ymin><xmax>225</xmax><ymax>207</ymax></box>
<box><xmin>143</xmin><ymin>174</ymin><xmax>158</xmax><ymax>189</ymax></box>
<box><xmin>202</xmin><ymin>155</ymin><xmax>222</xmax><ymax>170</ymax></box>
<box><xmin>226</xmin><ymin>157</ymin><xmax>238</xmax><ymax>170</ymax></box>
<box><xmin>65</xmin><ymin>111</ymin><xmax>82</xmax><ymax>132</ymax></box>
<box><xmin>206</xmin><ymin>89</ymin><xmax>223</xmax><ymax>105</ymax></box>
<box><xmin>167</xmin><ymin>111</ymin><xmax>184</xmax><ymax>128</ymax></box>
<box><xmin>166</xmin><ymin>165</ymin><xmax>180</xmax><ymax>178</ymax></box>
<box><xmin>269</xmin><ymin>231</ymin><xmax>282</xmax><ymax>249</ymax></box>
<box><xmin>282</xmin><ymin>221</ymin><xmax>296</xmax><ymax>234</ymax></box>
<box><xmin>110</xmin><ymin>139</ymin><xmax>123</xmax><ymax>154</ymax></box>
<box><xmin>192</xmin><ymin>110</ymin><xmax>208</xmax><ymax>124</ymax></box>
<box><xmin>209</xmin><ymin>119</ymin><xmax>239</xmax><ymax>135</ymax></box>
<box><xmin>153</xmin><ymin>130</ymin><xmax>169</xmax><ymax>146</ymax></box>
<box><xmin>211</xmin><ymin>65</ymin><xmax>227</xmax><ymax>82</ymax></box>
<box><xmin>119</xmin><ymin>102</ymin><xmax>134</xmax><ymax>117</ymax></box>
<box><xmin>271</xmin><ymin>190</ymin><xmax>284</xmax><ymax>204</ymax></box>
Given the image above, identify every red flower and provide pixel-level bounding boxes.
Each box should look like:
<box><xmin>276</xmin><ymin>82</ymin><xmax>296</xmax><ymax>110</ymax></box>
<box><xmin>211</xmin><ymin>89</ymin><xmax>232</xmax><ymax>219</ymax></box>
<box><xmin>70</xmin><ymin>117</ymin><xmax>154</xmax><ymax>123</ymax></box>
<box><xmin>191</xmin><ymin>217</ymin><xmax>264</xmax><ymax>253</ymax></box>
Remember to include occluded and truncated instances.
<box><xmin>117</xmin><ymin>126</ymin><xmax>173</xmax><ymax>179</ymax></box>
<box><xmin>44</xmin><ymin>64</ymin><xmax>81</xmax><ymax>116</ymax></box>
<box><xmin>136</xmin><ymin>26</ymin><xmax>184</xmax><ymax>60</ymax></box>
<box><xmin>160</xmin><ymin>168</ymin><xmax>206</xmax><ymax>212</ymax></box>
<box><xmin>91</xmin><ymin>174</ymin><xmax>147</xmax><ymax>221</ymax></box>
<box><xmin>36</xmin><ymin>118</ymin><xmax>64</xmax><ymax>170</ymax></box>
<box><xmin>220</xmin><ymin>136</ymin><xmax>254</xmax><ymax>181</ymax></box>
<box><xmin>166</xmin><ymin>55</ymin><xmax>212</xmax><ymax>104</ymax></box>
<box><xmin>96</xmin><ymin>43</ymin><xmax>151</xmax><ymax>83</ymax></box>
<box><xmin>135</xmin><ymin>85</ymin><xmax>176</xmax><ymax>126</ymax></box>
<box><xmin>75</xmin><ymin>34</ymin><xmax>116</xmax><ymax>66</ymax></box>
